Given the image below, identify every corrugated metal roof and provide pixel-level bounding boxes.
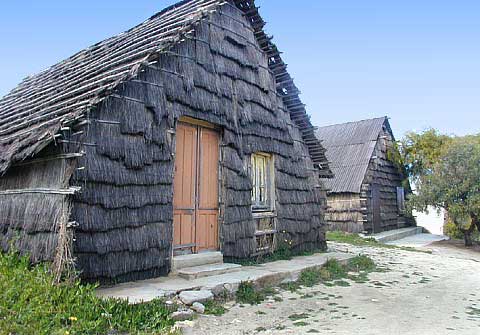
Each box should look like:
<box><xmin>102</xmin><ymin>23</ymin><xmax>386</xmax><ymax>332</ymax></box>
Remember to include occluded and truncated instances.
<box><xmin>315</xmin><ymin>117</ymin><xmax>388</xmax><ymax>193</ymax></box>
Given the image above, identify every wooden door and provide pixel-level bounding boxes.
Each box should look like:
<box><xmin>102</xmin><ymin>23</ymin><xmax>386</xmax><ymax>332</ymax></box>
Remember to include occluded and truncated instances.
<box><xmin>173</xmin><ymin>122</ymin><xmax>219</xmax><ymax>254</ymax></box>
<box><xmin>173</xmin><ymin>123</ymin><xmax>198</xmax><ymax>252</ymax></box>
<box><xmin>372</xmin><ymin>184</ymin><xmax>382</xmax><ymax>233</ymax></box>
<box><xmin>196</xmin><ymin>128</ymin><xmax>219</xmax><ymax>251</ymax></box>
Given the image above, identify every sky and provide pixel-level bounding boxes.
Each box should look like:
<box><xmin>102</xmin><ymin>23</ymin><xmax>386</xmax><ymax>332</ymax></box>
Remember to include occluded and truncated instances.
<box><xmin>0</xmin><ymin>1</ymin><xmax>479</xmax><ymax>138</ymax></box>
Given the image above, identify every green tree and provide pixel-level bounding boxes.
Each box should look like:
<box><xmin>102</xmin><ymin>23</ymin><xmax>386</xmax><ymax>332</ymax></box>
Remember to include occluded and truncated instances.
<box><xmin>399</xmin><ymin>128</ymin><xmax>452</xmax><ymax>182</ymax></box>
<box><xmin>408</xmin><ymin>135</ymin><xmax>480</xmax><ymax>246</ymax></box>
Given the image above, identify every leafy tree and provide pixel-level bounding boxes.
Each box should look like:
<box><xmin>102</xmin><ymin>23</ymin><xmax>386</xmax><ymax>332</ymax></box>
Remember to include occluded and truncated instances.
<box><xmin>407</xmin><ymin>135</ymin><xmax>480</xmax><ymax>246</ymax></box>
<box><xmin>399</xmin><ymin>128</ymin><xmax>452</xmax><ymax>183</ymax></box>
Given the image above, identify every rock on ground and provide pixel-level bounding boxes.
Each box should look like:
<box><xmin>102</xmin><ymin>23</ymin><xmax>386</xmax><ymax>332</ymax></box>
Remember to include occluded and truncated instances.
<box><xmin>170</xmin><ymin>309</ymin><xmax>194</xmax><ymax>321</ymax></box>
<box><xmin>178</xmin><ymin>290</ymin><xmax>214</xmax><ymax>305</ymax></box>
<box><xmin>191</xmin><ymin>302</ymin><xmax>205</xmax><ymax>314</ymax></box>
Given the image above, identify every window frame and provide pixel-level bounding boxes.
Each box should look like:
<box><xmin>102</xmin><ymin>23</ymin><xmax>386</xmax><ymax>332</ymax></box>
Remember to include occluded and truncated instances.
<box><xmin>250</xmin><ymin>152</ymin><xmax>275</xmax><ymax>213</ymax></box>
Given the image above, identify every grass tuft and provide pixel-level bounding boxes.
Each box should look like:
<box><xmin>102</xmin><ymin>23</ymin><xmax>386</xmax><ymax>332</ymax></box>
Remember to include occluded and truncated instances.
<box><xmin>279</xmin><ymin>255</ymin><xmax>377</xmax><ymax>292</ymax></box>
<box><xmin>232</xmin><ymin>244</ymin><xmax>326</xmax><ymax>266</ymax></box>
<box><xmin>347</xmin><ymin>254</ymin><xmax>376</xmax><ymax>272</ymax></box>
<box><xmin>203</xmin><ymin>300</ymin><xmax>226</xmax><ymax>316</ymax></box>
<box><xmin>236</xmin><ymin>281</ymin><xmax>265</xmax><ymax>305</ymax></box>
<box><xmin>327</xmin><ymin>231</ymin><xmax>432</xmax><ymax>254</ymax></box>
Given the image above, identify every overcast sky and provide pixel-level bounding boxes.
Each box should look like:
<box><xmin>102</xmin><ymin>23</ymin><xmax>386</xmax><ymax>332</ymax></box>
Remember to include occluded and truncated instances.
<box><xmin>0</xmin><ymin>0</ymin><xmax>479</xmax><ymax>137</ymax></box>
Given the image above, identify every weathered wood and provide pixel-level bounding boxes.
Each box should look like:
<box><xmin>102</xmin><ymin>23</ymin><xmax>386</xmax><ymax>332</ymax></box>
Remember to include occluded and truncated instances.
<box><xmin>0</xmin><ymin>187</ymin><xmax>80</xmax><ymax>196</ymax></box>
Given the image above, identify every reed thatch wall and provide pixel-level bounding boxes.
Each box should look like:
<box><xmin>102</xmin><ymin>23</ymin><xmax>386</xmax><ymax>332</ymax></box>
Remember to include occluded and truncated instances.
<box><xmin>67</xmin><ymin>4</ymin><xmax>326</xmax><ymax>283</ymax></box>
<box><xmin>325</xmin><ymin>193</ymin><xmax>365</xmax><ymax>233</ymax></box>
<box><xmin>0</xmin><ymin>144</ymin><xmax>77</xmax><ymax>264</ymax></box>
<box><xmin>362</xmin><ymin>127</ymin><xmax>414</xmax><ymax>233</ymax></box>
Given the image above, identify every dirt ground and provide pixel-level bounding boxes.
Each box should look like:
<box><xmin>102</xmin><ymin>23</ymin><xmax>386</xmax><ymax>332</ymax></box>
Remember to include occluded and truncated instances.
<box><xmin>187</xmin><ymin>241</ymin><xmax>480</xmax><ymax>335</ymax></box>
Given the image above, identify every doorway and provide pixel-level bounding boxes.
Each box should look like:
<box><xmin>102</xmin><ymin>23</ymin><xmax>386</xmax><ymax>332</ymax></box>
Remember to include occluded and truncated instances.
<box><xmin>173</xmin><ymin>121</ymin><xmax>219</xmax><ymax>255</ymax></box>
<box><xmin>371</xmin><ymin>183</ymin><xmax>382</xmax><ymax>233</ymax></box>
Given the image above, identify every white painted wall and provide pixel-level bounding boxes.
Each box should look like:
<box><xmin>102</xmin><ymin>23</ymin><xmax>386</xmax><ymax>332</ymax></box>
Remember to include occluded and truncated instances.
<box><xmin>413</xmin><ymin>207</ymin><xmax>445</xmax><ymax>235</ymax></box>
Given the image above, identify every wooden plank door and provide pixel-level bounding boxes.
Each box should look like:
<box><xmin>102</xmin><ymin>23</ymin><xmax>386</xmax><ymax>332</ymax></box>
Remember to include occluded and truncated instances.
<box><xmin>173</xmin><ymin>122</ymin><xmax>219</xmax><ymax>254</ymax></box>
<box><xmin>372</xmin><ymin>184</ymin><xmax>382</xmax><ymax>233</ymax></box>
<box><xmin>196</xmin><ymin>128</ymin><xmax>219</xmax><ymax>252</ymax></box>
<box><xmin>173</xmin><ymin>123</ymin><xmax>198</xmax><ymax>252</ymax></box>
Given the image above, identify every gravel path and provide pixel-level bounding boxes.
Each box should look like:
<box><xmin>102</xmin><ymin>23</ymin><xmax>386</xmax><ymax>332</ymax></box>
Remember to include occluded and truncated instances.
<box><xmin>186</xmin><ymin>242</ymin><xmax>480</xmax><ymax>335</ymax></box>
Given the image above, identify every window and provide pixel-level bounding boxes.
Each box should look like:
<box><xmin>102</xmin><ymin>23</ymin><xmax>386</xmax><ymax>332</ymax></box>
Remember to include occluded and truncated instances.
<box><xmin>251</xmin><ymin>153</ymin><xmax>274</xmax><ymax>212</ymax></box>
<box><xmin>397</xmin><ymin>187</ymin><xmax>406</xmax><ymax>213</ymax></box>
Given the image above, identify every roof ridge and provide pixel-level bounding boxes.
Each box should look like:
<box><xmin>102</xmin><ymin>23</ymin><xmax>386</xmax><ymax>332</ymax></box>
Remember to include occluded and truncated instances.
<box><xmin>316</xmin><ymin>116</ymin><xmax>387</xmax><ymax>130</ymax></box>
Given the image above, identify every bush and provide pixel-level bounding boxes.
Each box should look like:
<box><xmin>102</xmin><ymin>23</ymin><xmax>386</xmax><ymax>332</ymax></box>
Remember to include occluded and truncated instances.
<box><xmin>0</xmin><ymin>251</ymin><xmax>174</xmax><ymax>335</ymax></box>
<box><xmin>347</xmin><ymin>255</ymin><xmax>376</xmax><ymax>272</ymax></box>
<box><xmin>298</xmin><ymin>268</ymin><xmax>322</xmax><ymax>287</ymax></box>
<box><xmin>322</xmin><ymin>259</ymin><xmax>347</xmax><ymax>280</ymax></box>
<box><xmin>444</xmin><ymin>219</ymin><xmax>480</xmax><ymax>241</ymax></box>
<box><xmin>203</xmin><ymin>300</ymin><xmax>226</xmax><ymax>316</ymax></box>
<box><xmin>236</xmin><ymin>281</ymin><xmax>265</xmax><ymax>305</ymax></box>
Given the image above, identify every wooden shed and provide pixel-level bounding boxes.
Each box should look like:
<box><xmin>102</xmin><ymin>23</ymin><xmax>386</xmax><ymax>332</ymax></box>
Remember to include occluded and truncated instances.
<box><xmin>0</xmin><ymin>0</ymin><xmax>332</xmax><ymax>284</ymax></box>
<box><xmin>316</xmin><ymin>117</ymin><xmax>415</xmax><ymax>234</ymax></box>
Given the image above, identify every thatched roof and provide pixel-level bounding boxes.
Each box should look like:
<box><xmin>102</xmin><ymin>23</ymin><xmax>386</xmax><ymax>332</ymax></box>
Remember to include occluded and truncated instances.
<box><xmin>315</xmin><ymin>116</ymin><xmax>391</xmax><ymax>193</ymax></box>
<box><xmin>0</xmin><ymin>0</ymin><xmax>331</xmax><ymax>177</ymax></box>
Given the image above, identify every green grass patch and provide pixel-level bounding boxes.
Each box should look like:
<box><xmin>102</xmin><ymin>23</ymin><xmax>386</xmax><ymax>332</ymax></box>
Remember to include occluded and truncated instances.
<box><xmin>347</xmin><ymin>254</ymin><xmax>376</xmax><ymax>272</ymax></box>
<box><xmin>288</xmin><ymin>313</ymin><xmax>310</xmax><ymax>321</ymax></box>
<box><xmin>203</xmin><ymin>300</ymin><xmax>226</xmax><ymax>316</ymax></box>
<box><xmin>0</xmin><ymin>251</ymin><xmax>175</xmax><ymax>335</ymax></box>
<box><xmin>232</xmin><ymin>244</ymin><xmax>326</xmax><ymax>266</ymax></box>
<box><xmin>327</xmin><ymin>231</ymin><xmax>432</xmax><ymax>253</ymax></box>
<box><xmin>293</xmin><ymin>321</ymin><xmax>309</xmax><ymax>327</ymax></box>
<box><xmin>467</xmin><ymin>306</ymin><xmax>480</xmax><ymax>318</ymax></box>
<box><xmin>235</xmin><ymin>283</ymin><xmax>279</xmax><ymax>305</ymax></box>
<box><xmin>279</xmin><ymin>281</ymin><xmax>300</xmax><ymax>292</ymax></box>
<box><xmin>278</xmin><ymin>255</ymin><xmax>377</xmax><ymax>292</ymax></box>
<box><xmin>333</xmin><ymin>280</ymin><xmax>351</xmax><ymax>287</ymax></box>
<box><xmin>323</xmin><ymin>259</ymin><xmax>348</xmax><ymax>279</ymax></box>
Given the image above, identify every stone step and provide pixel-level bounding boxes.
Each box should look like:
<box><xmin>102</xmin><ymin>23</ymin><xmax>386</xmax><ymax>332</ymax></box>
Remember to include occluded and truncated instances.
<box><xmin>370</xmin><ymin>226</ymin><xmax>424</xmax><ymax>243</ymax></box>
<box><xmin>172</xmin><ymin>251</ymin><xmax>223</xmax><ymax>272</ymax></box>
<box><xmin>178</xmin><ymin>263</ymin><xmax>242</xmax><ymax>280</ymax></box>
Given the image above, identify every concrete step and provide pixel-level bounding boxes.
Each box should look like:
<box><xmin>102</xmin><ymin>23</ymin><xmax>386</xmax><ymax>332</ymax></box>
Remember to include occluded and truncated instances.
<box><xmin>178</xmin><ymin>263</ymin><xmax>242</xmax><ymax>280</ymax></box>
<box><xmin>386</xmin><ymin>233</ymin><xmax>449</xmax><ymax>248</ymax></box>
<box><xmin>172</xmin><ymin>252</ymin><xmax>223</xmax><ymax>272</ymax></box>
<box><xmin>370</xmin><ymin>227</ymin><xmax>424</xmax><ymax>243</ymax></box>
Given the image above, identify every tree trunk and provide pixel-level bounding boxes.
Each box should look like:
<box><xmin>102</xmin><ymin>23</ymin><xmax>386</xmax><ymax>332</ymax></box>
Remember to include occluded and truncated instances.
<box><xmin>461</xmin><ymin>220</ymin><xmax>476</xmax><ymax>247</ymax></box>
<box><xmin>472</xmin><ymin>213</ymin><xmax>480</xmax><ymax>233</ymax></box>
<box><xmin>464</xmin><ymin>229</ymin><xmax>473</xmax><ymax>247</ymax></box>
<box><xmin>469</xmin><ymin>213</ymin><xmax>480</xmax><ymax>247</ymax></box>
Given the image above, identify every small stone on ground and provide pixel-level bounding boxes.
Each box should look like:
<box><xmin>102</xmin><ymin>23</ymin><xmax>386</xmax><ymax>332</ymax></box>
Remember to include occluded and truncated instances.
<box><xmin>191</xmin><ymin>302</ymin><xmax>206</xmax><ymax>314</ymax></box>
<box><xmin>179</xmin><ymin>290</ymin><xmax>214</xmax><ymax>305</ymax></box>
<box><xmin>170</xmin><ymin>309</ymin><xmax>194</xmax><ymax>321</ymax></box>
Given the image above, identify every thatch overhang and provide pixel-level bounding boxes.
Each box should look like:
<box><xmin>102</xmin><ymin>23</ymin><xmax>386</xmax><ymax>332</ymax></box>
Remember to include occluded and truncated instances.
<box><xmin>233</xmin><ymin>0</ymin><xmax>333</xmax><ymax>178</ymax></box>
<box><xmin>0</xmin><ymin>0</ymin><xmax>331</xmax><ymax>178</ymax></box>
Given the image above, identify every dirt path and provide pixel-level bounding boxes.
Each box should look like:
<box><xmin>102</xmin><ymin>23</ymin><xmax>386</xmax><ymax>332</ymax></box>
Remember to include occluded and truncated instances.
<box><xmin>187</xmin><ymin>242</ymin><xmax>480</xmax><ymax>335</ymax></box>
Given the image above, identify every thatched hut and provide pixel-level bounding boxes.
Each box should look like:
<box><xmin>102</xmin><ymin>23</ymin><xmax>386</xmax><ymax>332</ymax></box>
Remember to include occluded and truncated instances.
<box><xmin>316</xmin><ymin>117</ymin><xmax>415</xmax><ymax>234</ymax></box>
<box><xmin>0</xmin><ymin>0</ymin><xmax>332</xmax><ymax>284</ymax></box>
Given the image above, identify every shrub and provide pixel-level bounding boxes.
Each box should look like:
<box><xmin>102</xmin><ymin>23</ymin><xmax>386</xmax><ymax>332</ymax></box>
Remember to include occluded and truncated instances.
<box><xmin>203</xmin><ymin>300</ymin><xmax>226</xmax><ymax>316</ymax></box>
<box><xmin>444</xmin><ymin>218</ymin><xmax>480</xmax><ymax>241</ymax></box>
<box><xmin>322</xmin><ymin>259</ymin><xmax>347</xmax><ymax>280</ymax></box>
<box><xmin>298</xmin><ymin>268</ymin><xmax>322</xmax><ymax>287</ymax></box>
<box><xmin>347</xmin><ymin>255</ymin><xmax>376</xmax><ymax>272</ymax></box>
<box><xmin>236</xmin><ymin>281</ymin><xmax>265</xmax><ymax>305</ymax></box>
<box><xmin>0</xmin><ymin>251</ymin><xmax>174</xmax><ymax>335</ymax></box>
